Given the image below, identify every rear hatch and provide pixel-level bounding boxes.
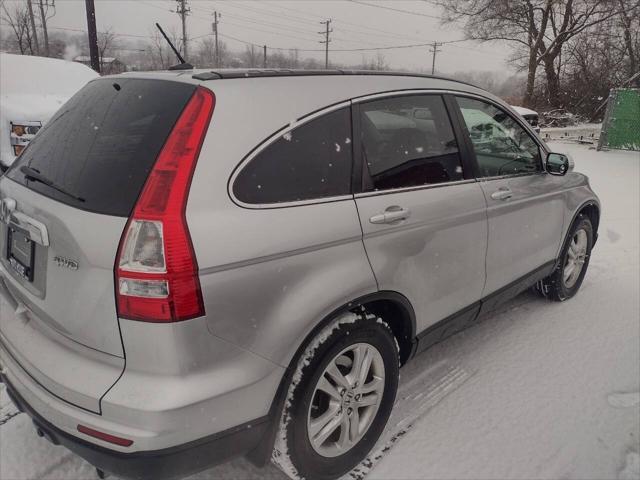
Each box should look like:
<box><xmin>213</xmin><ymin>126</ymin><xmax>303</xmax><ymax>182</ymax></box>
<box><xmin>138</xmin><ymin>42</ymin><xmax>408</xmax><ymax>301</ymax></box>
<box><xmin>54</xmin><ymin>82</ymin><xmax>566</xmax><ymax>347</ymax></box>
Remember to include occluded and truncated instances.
<box><xmin>0</xmin><ymin>77</ymin><xmax>196</xmax><ymax>412</ymax></box>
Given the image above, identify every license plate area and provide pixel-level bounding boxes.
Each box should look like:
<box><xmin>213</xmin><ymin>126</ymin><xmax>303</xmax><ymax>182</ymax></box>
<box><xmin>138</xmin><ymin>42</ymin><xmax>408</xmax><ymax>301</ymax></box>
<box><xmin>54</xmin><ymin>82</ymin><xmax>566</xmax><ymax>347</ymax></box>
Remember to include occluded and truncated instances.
<box><xmin>6</xmin><ymin>227</ymin><xmax>35</xmax><ymax>282</ymax></box>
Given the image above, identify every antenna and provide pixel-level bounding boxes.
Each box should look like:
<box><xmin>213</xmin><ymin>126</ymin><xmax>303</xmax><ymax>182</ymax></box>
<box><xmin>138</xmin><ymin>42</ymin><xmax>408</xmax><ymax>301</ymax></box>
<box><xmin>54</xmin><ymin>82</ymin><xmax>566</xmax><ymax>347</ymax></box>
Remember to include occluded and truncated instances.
<box><xmin>155</xmin><ymin>22</ymin><xmax>193</xmax><ymax>70</ymax></box>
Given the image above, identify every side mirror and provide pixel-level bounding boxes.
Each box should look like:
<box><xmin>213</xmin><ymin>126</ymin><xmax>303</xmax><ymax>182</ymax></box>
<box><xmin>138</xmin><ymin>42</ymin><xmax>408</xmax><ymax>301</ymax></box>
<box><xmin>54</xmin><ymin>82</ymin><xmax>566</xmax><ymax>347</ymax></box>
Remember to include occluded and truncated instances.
<box><xmin>546</xmin><ymin>152</ymin><xmax>572</xmax><ymax>176</ymax></box>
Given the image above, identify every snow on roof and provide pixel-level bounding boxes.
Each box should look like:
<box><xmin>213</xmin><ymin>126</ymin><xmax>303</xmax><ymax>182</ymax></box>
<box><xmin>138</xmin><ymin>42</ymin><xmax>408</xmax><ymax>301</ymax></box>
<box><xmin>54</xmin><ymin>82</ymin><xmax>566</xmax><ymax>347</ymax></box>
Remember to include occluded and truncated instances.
<box><xmin>0</xmin><ymin>53</ymin><xmax>98</xmax><ymax>96</ymax></box>
<box><xmin>511</xmin><ymin>105</ymin><xmax>539</xmax><ymax>116</ymax></box>
<box><xmin>74</xmin><ymin>56</ymin><xmax>119</xmax><ymax>63</ymax></box>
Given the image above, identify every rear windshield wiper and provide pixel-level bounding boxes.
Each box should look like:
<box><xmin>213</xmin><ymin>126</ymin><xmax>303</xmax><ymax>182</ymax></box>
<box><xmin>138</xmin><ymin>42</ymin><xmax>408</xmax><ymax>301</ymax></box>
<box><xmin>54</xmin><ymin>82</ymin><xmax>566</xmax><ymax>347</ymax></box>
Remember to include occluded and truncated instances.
<box><xmin>20</xmin><ymin>166</ymin><xmax>86</xmax><ymax>203</ymax></box>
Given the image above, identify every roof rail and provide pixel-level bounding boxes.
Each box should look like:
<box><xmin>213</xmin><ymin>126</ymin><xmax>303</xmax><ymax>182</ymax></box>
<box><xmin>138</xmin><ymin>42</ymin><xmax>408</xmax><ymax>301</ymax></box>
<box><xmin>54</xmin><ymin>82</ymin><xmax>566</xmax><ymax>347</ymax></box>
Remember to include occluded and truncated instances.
<box><xmin>191</xmin><ymin>68</ymin><xmax>478</xmax><ymax>88</ymax></box>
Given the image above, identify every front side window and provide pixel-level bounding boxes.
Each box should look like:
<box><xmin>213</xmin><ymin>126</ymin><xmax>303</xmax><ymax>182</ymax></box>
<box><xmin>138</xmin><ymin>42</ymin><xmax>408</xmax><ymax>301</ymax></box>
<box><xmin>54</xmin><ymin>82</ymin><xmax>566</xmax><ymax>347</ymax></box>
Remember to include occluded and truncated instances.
<box><xmin>233</xmin><ymin>107</ymin><xmax>352</xmax><ymax>204</ymax></box>
<box><xmin>456</xmin><ymin>97</ymin><xmax>542</xmax><ymax>177</ymax></box>
<box><xmin>359</xmin><ymin>95</ymin><xmax>464</xmax><ymax>192</ymax></box>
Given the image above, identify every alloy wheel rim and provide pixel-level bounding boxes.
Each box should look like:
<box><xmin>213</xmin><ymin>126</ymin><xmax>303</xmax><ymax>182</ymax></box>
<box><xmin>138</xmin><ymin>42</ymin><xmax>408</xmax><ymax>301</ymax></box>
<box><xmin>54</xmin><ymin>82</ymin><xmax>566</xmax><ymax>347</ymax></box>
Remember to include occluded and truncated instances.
<box><xmin>307</xmin><ymin>343</ymin><xmax>385</xmax><ymax>458</ymax></box>
<box><xmin>563</xmin><ymin>228</ymin><xmax>588</xmax><ymax>288</ymax></box>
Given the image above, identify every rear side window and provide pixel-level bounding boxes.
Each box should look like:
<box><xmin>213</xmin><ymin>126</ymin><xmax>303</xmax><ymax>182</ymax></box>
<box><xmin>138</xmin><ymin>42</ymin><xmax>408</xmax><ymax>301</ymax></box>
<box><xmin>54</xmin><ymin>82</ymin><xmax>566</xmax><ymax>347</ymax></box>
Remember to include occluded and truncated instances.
<box><xmin>359</xmin><ymin>95</ymin><xmax>463</xmax><ymax>192</ymax></box>
<box><xmin>7</xmin><ymin>78</ymin><xmax>196</xmax><ymax>217</ymax></box>
<box><xmin>233</xmin><ymin>107</ymin><xmax>352</xmax><ymax>205</ymax></box>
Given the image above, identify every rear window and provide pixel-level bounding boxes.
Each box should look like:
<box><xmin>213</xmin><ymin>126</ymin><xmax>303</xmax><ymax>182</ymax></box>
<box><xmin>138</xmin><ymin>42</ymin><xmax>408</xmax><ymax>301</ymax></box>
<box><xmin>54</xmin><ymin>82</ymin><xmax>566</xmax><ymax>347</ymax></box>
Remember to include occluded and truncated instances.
<box><xmin>7</xmin><ymin>78</ymin><xmax>196</xmax><ymax>217</ymax></box>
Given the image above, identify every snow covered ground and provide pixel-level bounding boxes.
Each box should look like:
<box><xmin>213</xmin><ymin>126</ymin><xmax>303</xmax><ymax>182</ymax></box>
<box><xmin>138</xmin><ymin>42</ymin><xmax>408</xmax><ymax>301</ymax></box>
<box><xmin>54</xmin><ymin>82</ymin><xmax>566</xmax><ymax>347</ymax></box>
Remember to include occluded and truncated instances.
<box><xmin>1</xmin><ymin>142</ymin><xmax>638</xmax><ymax>480</ymax></box>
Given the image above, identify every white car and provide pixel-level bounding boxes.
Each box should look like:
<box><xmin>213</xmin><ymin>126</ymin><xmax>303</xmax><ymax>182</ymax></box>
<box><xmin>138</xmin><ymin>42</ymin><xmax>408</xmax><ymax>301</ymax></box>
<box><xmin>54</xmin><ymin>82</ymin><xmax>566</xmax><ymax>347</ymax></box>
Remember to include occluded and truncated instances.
<box><xmin>0</xmin><ymin>53</ymin><xmax>98</xmax><ymax>172</ymax></box>
<box><xmin>511</xmin><ymin>105</ymin><xmax>541</xmax><ymax>133</ymax></box>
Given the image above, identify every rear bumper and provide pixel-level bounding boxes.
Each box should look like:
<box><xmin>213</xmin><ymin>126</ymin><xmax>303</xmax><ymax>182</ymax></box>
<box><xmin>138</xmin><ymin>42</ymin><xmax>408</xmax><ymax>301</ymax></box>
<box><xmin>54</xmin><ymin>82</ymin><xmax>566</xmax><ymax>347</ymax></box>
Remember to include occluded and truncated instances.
<box><xmin>2</xmin><ymin>374</ymin><xmax>269</xmax><ymax>480</ymax></box>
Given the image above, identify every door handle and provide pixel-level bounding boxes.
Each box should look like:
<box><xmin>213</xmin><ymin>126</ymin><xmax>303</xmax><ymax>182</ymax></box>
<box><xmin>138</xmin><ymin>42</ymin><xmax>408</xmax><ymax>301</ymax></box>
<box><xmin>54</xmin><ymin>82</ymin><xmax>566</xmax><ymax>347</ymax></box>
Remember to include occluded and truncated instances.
<box><xmin>490</xmin><ymin>188</ymin><xmax>513</xmax><ymax>201</ymax></box>
<box><xmin>369</xmin><ymin>206</ymin><xmax>410</xmax><ymax>225</ymax></box>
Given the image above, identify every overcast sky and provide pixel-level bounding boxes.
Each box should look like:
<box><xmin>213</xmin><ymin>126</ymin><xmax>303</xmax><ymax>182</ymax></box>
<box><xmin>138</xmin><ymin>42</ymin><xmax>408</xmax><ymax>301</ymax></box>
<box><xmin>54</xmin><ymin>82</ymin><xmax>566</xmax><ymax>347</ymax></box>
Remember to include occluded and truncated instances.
<box><xmin>4</xmin><ymin>0</ymin><xmax>516</xmax><ymax>74</ymax></box>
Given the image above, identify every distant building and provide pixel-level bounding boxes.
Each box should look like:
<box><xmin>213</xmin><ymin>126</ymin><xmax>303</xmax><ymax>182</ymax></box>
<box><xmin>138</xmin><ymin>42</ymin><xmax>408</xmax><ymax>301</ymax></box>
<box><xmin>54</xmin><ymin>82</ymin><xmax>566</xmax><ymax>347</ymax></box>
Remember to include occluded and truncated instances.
<box><xmin>74</xmin><ymin>56</ymin><xmax>127</xmax><ymax>75</ymax></box>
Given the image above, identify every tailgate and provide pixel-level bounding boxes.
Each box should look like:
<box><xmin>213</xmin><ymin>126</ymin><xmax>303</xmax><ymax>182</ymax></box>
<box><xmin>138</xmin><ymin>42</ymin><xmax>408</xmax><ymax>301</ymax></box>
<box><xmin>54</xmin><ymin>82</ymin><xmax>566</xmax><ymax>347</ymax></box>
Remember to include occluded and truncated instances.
<box><xmin>0</xmin><ymin>77</ymin><xmax>197</xmax><ymax>412</ymax></box>
<box><xmin>0</xmin><ymin>178</ymin><xmax>126</xmax><ymax>356</ymax></box>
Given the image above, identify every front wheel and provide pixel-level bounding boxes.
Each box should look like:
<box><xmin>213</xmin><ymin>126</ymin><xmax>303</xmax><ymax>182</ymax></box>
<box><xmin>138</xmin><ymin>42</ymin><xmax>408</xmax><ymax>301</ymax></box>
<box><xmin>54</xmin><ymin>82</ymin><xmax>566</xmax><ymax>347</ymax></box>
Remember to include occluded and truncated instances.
<box><xmin>272</xmin><ymin>311</ymin><xmax>399</xmax><ymax>480</ymax></box>
<box><xmin>537</xmin><ymin>214</ymin><xmax>593</xmax><ymax>301</ymax></box>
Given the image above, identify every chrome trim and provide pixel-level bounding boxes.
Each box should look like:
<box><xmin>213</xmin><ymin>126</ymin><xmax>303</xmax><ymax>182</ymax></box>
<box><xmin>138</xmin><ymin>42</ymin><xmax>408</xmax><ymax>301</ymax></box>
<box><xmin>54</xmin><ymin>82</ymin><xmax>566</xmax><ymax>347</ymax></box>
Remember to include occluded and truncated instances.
<box><xmin>228</xmin><ymin>101</ymin><xmax>352</xmax><ymax>210</ymax></box>
<box><xmin>477</xmin><ymin>172</ymin><xmax>548</xmax><ymax>182</ymax></box>
<box><xmin>352</xmin><ymin>88</ymin><xmax>458</xmax><ymax>103</ymax></box>
<box><xmin>354</xmin><ymin>179</ymin><xmax>477</xmax><ymax>198</ymax></box>
<box><xmin>0</xmin><ymin>197</ymin><xmax>16</xmax><ymax>224</ymax></box>
<box><xmin>8</xmin><ymin>211</ymin><xmax>49</xmax><ymax>247</ymax></box>
<box><xmin>352</xmin><ymin>89</ymin><xmax>545</xmax><ymax>152</ymax></box>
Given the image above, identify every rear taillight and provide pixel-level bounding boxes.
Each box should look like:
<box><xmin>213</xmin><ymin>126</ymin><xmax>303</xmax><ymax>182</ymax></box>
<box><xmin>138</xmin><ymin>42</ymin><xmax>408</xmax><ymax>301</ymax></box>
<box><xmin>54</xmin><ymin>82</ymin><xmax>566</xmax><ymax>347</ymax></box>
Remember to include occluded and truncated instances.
<box><xmin>115</xmin><ymin>87</ymin><xmax>214</xmax><ymax>322</ymax></box>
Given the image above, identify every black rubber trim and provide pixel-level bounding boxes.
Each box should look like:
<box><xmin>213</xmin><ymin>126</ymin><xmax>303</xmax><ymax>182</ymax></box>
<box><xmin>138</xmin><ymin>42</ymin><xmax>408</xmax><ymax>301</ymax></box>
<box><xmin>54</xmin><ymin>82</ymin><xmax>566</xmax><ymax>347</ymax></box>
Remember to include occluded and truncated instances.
<box><xmin>350</xmin><ymin>101</ymin><xmax>364</xmax><ymax>195</ymax></box>
<box><xmin>566</xmin><ymin>201</ymin><xmax>601</xmax><ymax>253</ymax></box>
<box><xmin>443</xmin><ymin>93</ymin><xmax>481</xmax><ymax>179</ymax></box>
<box><xmin>415</xmin><ymin>302</ymin><xmax>481</xmax><ymax>355</ymax></box>
<box><xmin>414</xmin><ymin>260</ymin><xmax>556</xmax><ymax>354</ymax></box>
<box><xmin>1</xmin><ymin>374</ymin><xmax>270</xmax><ymax>480</ymax></box>
<box><xmin>478</xmin><ymin>261</ymin><xmax>555</xmax><ymax>315</ymax></box>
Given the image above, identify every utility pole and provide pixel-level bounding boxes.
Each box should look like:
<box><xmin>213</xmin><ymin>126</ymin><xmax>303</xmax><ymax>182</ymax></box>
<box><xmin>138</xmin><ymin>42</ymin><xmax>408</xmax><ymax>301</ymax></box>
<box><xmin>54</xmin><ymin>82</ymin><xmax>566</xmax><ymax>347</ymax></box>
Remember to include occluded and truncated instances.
<box><xmin>429</xmin><ymin>41</ymin><xmax>443</xmax><ymax>75</ymax></box>
<box><xmin>263</xmin><ymin>45</ymin><xmax>267</xmax><ymax>68</ymax></box>
<box><xmin>26</xmin><ymin>0</ymin><xmax>40</xmax><ymax>54</ymax></box>
<box><xmin>176</xmin><ymin>0</ymin><xmax>189</xmax><ymax>61</ymax></box>
<box><xmin>84</xmin><ymin>0</ymin><xmax>100</xmax><ymax>73</ymax></box>
<box><xmin>319</xmin><ymin>19</ymin><xmax>332</xmax><ymax>69</ymax></box>
<box><xmin>212</xmin><ymin>11</ymin><xmax>220</xmax><ymax>67</ymax></box>
<box><xmin>38</xmin><ymin>0</ymin><xmax>54</xmax><ymax>57</ymax></box>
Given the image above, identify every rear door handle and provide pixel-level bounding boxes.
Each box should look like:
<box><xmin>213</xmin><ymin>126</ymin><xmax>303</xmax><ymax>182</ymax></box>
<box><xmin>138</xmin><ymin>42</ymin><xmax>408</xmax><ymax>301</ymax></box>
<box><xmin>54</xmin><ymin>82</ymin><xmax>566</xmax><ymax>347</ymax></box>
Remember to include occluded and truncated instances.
<box><xmin>369</xmin><ymin>206</ymin><xmax>410</xmax><ymax>225</ymax></box>
<box><xmin>490</xmin><ymin>188</ymin><xmax>513</xmax><ymax>201</ymax></box>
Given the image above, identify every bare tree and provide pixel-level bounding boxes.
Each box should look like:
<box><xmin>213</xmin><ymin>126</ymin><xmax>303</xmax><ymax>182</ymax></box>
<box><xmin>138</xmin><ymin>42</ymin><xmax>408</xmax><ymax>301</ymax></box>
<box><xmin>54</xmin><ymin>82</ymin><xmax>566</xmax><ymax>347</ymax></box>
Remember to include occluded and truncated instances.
<box><xmin>437</xmin><ymin>0</ymin><xmax>635</xmax><ymax>108</ymax></box>
<box><xmin>617</xmin><ymin>0</ymin><xmax>640</xmax><ymax>76</ymax></box>
<box><xmin>147</xmin><ymin>27</ymin><xmax>182</xmax><ymax>70</ymax></box>
<box><xmin>241</xmin><ymin>44</ymin><xmax>260</xmax><ymax>67</ymax></box>
<box><xmin>97</xmin><ymin>27</ymin><xmax>117</xmax><ymax>72</ymax></box>
<box><xmin>536</xmin><ymin>0</ymin><xmax>633</xmax><ymax>107</ymax></box>
<box><xmin>1</xmin><ymin>1</ymin><xmax>34</xmax><ymax>54</ymax></box>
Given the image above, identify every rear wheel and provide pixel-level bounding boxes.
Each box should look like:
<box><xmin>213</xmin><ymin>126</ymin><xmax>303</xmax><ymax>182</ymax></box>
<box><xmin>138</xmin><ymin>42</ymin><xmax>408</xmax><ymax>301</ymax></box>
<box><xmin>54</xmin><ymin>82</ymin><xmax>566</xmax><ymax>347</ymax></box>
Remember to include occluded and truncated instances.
<box><xmin>272</xmin><ymin>311</ymin><xmax>399</xmax><ymax>480</ymax></box>
<box><xmin>537</xmin><ymin>214</ymin><xmax>593</xmax><ymax>301</ymax></box>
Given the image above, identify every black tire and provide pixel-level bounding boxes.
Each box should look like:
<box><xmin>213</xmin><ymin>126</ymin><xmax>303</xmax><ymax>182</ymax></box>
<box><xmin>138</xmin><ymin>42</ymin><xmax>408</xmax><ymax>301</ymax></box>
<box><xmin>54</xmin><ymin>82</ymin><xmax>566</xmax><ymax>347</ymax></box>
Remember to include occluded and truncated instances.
<box><xmin>271</xmin><ymin>311</ymin><xmax>399</xmax><ymax>480</ymax></box>
<box><xmin>537</xmin><ymin>214</ymin><xmax>593</xmax><ymax>301</ymax></box>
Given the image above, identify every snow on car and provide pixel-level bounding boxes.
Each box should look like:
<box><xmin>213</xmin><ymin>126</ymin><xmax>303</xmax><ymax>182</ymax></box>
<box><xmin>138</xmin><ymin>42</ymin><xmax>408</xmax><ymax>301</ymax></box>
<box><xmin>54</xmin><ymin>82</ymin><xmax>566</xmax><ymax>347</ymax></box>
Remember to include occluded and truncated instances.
<box><xmin>0</xmin><ymin>53</ymin><xmax>99</xmax><ymax>172</ymax></box>
<box><xmin>511</xmin><ymin>105</ymin><xmax>541</xmax><ymax>133</ymax></box>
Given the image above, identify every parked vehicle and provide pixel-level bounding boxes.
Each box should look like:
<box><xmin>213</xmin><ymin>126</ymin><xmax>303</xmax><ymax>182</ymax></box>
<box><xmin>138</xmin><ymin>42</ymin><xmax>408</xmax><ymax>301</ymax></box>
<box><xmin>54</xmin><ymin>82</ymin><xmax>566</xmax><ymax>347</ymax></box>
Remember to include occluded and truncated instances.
<box><xmin>0</xmin><ymin>70</ymin><xmax>600</xmax><ymax>480</ymax></box>
<box><xmin>511</xmin><ymin>105</ymin><xmax>541</xmax><ymax>133</ymax></box>
<box><xmin>0</xmin><ymin>53</ymin><xmax>98</xmax><ymax>172</ymax></box>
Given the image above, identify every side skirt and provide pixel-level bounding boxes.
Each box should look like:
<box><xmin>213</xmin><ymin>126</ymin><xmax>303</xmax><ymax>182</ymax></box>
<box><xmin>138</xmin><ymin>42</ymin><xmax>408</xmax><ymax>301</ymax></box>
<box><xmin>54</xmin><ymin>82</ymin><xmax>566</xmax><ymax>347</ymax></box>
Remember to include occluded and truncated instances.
<box><xmin>414</xmin><ymin>261</ymin><xmax>555</xmax><ymax>356</ymax></box>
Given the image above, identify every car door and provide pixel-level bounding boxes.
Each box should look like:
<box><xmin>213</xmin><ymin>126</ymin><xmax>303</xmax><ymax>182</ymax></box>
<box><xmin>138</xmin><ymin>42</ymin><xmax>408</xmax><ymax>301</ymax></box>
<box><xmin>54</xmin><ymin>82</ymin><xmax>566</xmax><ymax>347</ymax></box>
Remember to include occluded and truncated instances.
<box><xmin>352</xmin><ymin>93</ymin><xmax>488</xmax><ymax>335</ymax></box>
<box><xmin>453</xmin><ymin>96</ymin><xmax>565</xmax><ymax>299</ymax></box>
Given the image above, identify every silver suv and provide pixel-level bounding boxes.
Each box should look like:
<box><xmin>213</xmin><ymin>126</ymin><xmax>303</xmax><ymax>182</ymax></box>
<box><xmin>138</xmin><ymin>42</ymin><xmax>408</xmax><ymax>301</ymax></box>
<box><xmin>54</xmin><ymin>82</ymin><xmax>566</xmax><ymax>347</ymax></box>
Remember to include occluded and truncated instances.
<box><xmin>0</xmin><ymin>70</ymin><xmax>600</xmax><ymax>480</ymax></box>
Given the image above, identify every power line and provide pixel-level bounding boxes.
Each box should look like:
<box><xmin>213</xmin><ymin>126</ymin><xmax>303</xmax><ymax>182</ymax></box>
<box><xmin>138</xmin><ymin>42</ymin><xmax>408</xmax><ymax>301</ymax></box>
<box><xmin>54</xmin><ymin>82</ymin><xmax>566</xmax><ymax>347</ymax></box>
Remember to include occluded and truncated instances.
<box><xmin>205</xmin><ymin>0</ymin><xmax>320</xmax><ymax>26</ymax></box>
<box><xmin>189</xmin><ymin>3</ymin><xmax>387</xmax><ymax>48</ymax></box>
<box><xmin>346</xmin><ymin>0</ymin><xmax>444</xmax><ymax>20</ymax></box>
<box><xmin>208</xmin><ymin>0</ymin><xmax>433</xmax><ymax>44</ymax></box>
<box><xmin>319</xmin><ymin>19</ymin><xmax>332</xmax><ymax>68</ymax></box>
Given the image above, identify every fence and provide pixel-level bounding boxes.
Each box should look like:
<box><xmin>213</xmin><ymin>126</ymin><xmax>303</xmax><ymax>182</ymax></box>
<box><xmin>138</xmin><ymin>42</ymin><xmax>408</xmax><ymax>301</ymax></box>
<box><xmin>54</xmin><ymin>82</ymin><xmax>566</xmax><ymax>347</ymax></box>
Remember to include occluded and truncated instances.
<box><xmin>597</xmin><ymin>88</ymin><xmax>640</xmax><ymax>151</ymax></box>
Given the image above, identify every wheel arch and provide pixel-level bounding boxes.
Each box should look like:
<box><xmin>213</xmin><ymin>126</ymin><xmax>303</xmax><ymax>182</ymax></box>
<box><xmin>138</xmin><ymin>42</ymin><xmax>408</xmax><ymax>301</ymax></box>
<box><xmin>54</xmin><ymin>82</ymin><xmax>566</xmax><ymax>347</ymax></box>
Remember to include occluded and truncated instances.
<box><xmin>556</xmin><ymin>199</ymin><xmax>601</xmax><ymax>269</ymax></box>
<box><xmin>578</xmin><ymin>202</ymin><xmax>600</xmax><ymax>242</ymax></box>
<box><xmin>247</xmin><ymin>290</ymin><xmax>416</xmax><ymax>466</ymax></box>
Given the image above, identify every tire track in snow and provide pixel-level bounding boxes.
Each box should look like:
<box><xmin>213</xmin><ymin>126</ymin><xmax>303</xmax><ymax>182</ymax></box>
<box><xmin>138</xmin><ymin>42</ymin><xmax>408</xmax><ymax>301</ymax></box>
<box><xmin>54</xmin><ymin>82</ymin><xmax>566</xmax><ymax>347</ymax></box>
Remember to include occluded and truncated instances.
<box><xmin>345</xmin><ymin>362</ymin><xmax>473</xmax><ymax>480</ymax></box>
<box><xmin>0</xmin><ymin>384</ymin><xmax>21</xmax><ymax>426</ymax></box>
